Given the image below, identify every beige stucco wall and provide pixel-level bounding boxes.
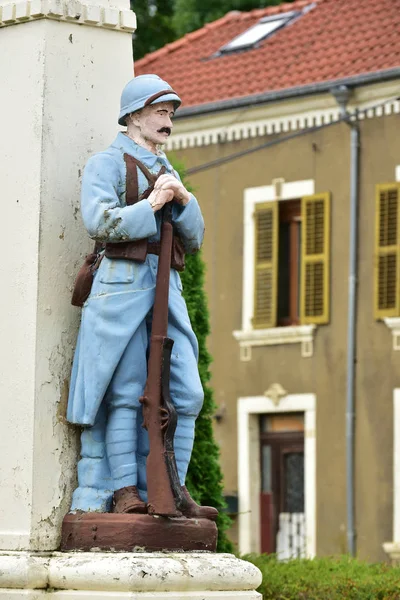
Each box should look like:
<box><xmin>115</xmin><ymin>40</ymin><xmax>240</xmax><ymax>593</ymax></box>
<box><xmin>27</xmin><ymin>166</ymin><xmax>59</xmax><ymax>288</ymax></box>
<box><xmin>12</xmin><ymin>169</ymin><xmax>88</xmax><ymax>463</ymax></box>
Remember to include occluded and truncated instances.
<box><xmin>355</xmin><ymin>114</ymin><xmax>400</xmax><ymax>561</ymax></box>
<box><xmin>172</xmin><ymin>111</ymin><xmax>400</xmax><ymax>560</ymax></box>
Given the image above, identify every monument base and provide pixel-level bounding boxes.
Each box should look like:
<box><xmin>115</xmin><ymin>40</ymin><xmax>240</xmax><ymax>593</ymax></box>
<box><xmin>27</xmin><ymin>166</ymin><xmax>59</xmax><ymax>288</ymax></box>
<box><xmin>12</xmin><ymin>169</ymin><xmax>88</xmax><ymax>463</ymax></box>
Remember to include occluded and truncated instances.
<box><xmin>61</xmin><ymin>512</ymin><xmax>217</xmax><ymax>552</ymax></box>
<box><xmin>0</xmin><ymin>551</ymin><xmax>262</xmax><ymax>599</ymax></box>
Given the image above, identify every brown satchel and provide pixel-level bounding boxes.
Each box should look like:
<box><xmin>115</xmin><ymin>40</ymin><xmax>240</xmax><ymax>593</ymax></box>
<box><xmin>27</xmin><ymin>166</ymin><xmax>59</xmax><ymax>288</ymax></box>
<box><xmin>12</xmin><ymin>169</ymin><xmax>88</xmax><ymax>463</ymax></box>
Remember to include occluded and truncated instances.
<box><xmin>71</xmin><ymin>242</ymin><xmax>103</xmax><ymax>307</ymax></box>
<box><xmin>71</xmin><ymin>154</ymin><xmax>186</xmax><ymax>307</ymax></box>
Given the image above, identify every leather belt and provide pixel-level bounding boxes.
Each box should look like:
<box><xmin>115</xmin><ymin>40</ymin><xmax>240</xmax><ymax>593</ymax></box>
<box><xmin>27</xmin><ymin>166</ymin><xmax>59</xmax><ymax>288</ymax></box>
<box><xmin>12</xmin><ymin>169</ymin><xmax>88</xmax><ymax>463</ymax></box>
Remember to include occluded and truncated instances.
<box><xmin>147</xmin><ymin>241</ymin><xmax>162</xmax><ymax>256</ymax></box>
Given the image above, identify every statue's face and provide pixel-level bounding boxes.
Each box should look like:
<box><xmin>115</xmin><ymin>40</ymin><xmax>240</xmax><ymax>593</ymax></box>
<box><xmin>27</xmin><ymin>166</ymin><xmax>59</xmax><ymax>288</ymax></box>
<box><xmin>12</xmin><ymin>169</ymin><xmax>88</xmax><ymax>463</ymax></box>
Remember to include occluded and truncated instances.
<box><xmin>133</xmin><ymin>101</ymin><xmax>175</xmax><ymax>148</ymax></box>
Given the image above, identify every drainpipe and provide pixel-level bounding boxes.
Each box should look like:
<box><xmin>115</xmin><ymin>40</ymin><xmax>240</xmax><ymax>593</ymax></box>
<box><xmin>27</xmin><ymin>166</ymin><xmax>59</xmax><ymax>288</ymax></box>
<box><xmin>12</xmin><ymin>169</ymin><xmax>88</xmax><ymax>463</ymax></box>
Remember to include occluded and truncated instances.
<box><xmin>346</xmin><ymin>122</ymin><xmax>359</xmax><ymax>557</ymax></box>
<box><xmin>332</xmin><ymin>86</ymin><xmax>360</xmax><ymax>557</ymax></box>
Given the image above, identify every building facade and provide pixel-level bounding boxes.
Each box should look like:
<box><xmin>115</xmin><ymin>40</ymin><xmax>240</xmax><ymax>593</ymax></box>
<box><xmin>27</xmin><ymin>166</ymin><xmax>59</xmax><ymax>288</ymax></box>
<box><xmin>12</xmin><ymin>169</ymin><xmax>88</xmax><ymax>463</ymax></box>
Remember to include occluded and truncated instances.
<box><xmin>136</xmin><ymin>0</ymin><xmax>400</xmax><ymax>561</ymax></box>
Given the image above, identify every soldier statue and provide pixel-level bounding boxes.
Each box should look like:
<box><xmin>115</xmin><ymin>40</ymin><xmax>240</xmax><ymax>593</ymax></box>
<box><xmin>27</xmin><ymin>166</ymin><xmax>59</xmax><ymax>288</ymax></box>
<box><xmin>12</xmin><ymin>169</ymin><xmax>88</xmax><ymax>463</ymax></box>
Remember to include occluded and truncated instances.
<box><xmin>67</xmin><ymin>74</ymin><xmax>217</xmax><ymax>521</ymax></box>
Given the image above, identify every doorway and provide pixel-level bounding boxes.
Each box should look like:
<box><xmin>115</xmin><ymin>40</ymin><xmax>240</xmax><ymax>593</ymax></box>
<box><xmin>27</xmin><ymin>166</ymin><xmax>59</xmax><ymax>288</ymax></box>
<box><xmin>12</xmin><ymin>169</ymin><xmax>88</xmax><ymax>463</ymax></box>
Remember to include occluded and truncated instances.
<box><xmin>260</xmin><ymin>413</ymin><xmax>305</xmax><ymax>556</ymax></box>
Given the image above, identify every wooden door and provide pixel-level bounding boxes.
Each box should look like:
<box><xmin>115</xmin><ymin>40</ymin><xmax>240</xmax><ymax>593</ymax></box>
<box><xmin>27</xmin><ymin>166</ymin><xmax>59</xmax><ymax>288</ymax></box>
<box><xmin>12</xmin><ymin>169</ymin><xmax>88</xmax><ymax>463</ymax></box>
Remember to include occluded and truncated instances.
<box><xmin>260</xmin><ymin>414</ymin><xmax>304</xmax><ymax>554</ymax></box>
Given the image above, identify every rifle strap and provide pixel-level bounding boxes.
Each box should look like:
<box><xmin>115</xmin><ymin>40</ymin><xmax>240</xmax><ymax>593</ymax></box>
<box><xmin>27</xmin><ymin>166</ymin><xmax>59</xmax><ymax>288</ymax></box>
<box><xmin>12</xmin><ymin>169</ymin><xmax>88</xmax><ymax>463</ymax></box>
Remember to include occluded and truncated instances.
<box><xmin>124</xmin><ymin>154</ymin><xmax>140</xmax><ymax>206</ymax></box>
<box><xmin>124</xmin><ymin>154</ymin><xmax>159</xmax><ymax>206</ymax></box>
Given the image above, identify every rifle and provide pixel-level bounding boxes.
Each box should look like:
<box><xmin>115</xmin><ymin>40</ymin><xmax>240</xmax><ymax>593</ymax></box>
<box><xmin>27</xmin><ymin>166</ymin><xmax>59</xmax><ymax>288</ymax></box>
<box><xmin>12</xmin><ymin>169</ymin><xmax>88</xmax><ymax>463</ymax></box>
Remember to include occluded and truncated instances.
<box><xmin>140</xmin><ymin>201</ymin><xmax>188</xmax><ymax>517</ymax></box>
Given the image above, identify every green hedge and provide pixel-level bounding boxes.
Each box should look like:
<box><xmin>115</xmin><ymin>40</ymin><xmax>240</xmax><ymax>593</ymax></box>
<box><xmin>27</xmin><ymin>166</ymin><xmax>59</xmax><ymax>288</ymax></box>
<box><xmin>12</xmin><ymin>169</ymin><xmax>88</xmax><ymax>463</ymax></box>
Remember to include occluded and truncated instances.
<box><xmin>243</xmin><ymin>554</ymin><xmax>400</xmax><ymax>600</ymax></box>
<box><xmin>171</xmin><ymin>157</ymin><xmax>234</xmax><ymax>553</ymax></box>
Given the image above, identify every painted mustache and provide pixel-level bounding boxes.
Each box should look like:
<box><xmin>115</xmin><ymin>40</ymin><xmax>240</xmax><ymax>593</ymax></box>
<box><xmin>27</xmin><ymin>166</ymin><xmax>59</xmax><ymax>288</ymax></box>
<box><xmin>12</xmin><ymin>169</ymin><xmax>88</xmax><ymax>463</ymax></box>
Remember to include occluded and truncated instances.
<box><xmin>158</xmin><ymin>127</ymin><xmax>171</xmax><ymax>136</ymax></box>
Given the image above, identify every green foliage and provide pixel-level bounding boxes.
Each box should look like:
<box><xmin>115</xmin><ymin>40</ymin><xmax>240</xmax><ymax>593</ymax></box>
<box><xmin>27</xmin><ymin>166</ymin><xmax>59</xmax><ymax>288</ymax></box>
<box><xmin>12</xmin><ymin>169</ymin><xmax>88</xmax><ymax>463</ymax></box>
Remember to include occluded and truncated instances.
<box><xmin>131</xmin><ymin>0</ymin><xmax>176</xmax><ymax>60</ymax></box>
<box><xmin>170</xmin><ymin>157</ymin><xmax>234</xmax><ymax>553</ymax></box>
<box><xmin>243</xmin><ymin>554</ymin><xmax>400</xmax><ymax>599</ymax></box>
<box><xmin>172</xmin><ymin>0</ymin><xmax>294</xmax><ymax>38</ymax></box>
<box><xmin>172</xmin><ymin>0</ymin><xmax>225</xmax><ymax>38</ymax></box>
<box><xmin>133</xmin><ymin>0</ymin><xmax>294</xmax><ymax>58</ymax></box>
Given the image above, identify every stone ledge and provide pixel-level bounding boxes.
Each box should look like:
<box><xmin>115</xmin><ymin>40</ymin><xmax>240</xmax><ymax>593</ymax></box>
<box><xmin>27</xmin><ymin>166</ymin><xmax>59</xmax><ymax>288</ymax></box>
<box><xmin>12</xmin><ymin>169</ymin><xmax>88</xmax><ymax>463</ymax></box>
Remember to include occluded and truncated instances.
<box><xmin>233</xmin><ymin>324</ymin><xmax>316</xmax><ymax>361</ymax></box>
<box><xmin>0</xmin><ymin>551</ymin><xmax>262</xmax><ymax>598</ymax></box>
<box><xmin>383</xmin><ymin>541</ymin><xmax>400</xmax><ymax>564</ymax></box>
<box><xmin>0</xmin><ymin>0</ymin><xmax>137</xmax><ymax>31</ymax></box>
<box><xmin>1</xmin><ymin>592</ymin><xmax>262</xmax><ymax>599</ymax></box>
<box><xmin>384</xmin><ymin>317</ymin><xmax>400</xmax><ymax>350</ymax></box>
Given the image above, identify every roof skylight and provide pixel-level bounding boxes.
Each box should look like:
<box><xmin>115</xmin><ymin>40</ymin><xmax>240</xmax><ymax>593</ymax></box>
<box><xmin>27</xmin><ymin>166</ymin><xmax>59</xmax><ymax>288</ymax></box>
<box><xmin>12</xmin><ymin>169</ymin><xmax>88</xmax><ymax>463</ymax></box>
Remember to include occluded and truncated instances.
<box><xmin>219</xmin><ymin>11</ymin><xmax>299</xmax><ymax>53</ymax></box>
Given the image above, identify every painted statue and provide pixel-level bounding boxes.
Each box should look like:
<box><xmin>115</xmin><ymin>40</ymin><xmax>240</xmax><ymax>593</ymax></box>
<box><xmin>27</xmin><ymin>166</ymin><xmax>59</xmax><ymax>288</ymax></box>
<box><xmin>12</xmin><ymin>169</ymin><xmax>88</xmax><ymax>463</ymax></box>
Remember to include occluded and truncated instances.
<box><xmin>67</xmin><ymin>74</ymin><xmax>217</xmax><ymax>520</ymax></box>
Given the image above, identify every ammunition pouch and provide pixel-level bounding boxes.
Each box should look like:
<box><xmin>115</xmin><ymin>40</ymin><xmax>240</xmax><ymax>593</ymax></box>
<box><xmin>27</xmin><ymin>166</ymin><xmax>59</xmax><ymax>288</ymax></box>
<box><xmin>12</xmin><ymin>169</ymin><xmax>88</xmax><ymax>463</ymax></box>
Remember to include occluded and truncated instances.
<box><xmin>104</xmin><ymin>235</ymin><xmax>185</xmax><ymax>272</ymax></box>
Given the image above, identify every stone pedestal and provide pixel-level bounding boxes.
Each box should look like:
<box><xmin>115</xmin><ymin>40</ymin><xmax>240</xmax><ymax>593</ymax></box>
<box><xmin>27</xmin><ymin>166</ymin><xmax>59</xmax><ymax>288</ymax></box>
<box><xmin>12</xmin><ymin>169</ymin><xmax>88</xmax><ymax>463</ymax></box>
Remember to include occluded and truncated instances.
<box><xmin>0</xmin><ymin>0</ymin><xmax>135</xmax><ymax>555</ymax></box>
<box><xmin>61</xmin><ymin>513</ymin><xmax>218</xmax><ymax>552</ymax></box>
<box><xmin>0</xmin><ymin>1</ymin><xmax>262</xmax><ymax>598</ymax></box>
<box><xmin>0</xmin><ymin>552</ymin><xmax>262</xmax><ymax>599</ymax></box>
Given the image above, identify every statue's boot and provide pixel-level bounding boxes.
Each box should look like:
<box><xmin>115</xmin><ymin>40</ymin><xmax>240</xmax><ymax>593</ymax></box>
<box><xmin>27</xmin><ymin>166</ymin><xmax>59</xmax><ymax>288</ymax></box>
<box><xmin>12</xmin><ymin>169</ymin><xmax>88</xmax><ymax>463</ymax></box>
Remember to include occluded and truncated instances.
<box><xmin>111</xmin><ymin>485</ymin><xmax>147</xmax><ymax>514</ymax></box>
<box><xmin>180</xmin><ymin>486</ymin><xmax>219</xmax><ymax>521</ymax></box>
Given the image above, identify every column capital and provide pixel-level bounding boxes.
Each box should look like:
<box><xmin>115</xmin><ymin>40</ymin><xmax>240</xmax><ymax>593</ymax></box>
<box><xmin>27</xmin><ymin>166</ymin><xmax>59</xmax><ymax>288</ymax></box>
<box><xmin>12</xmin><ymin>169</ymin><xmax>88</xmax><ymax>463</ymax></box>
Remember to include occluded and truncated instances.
<box><xmin>0</xmin><ymin>0</ymin><xmax>136</xmax><ymax>30</ymax></box>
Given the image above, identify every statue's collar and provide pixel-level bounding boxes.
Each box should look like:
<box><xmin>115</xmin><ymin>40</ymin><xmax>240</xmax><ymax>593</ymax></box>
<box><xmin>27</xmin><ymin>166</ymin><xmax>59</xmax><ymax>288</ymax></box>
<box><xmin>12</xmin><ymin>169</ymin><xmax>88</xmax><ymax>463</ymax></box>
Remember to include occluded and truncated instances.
<box><xmin>113</xmin><ymin>132</ymin><xmax>168</xmax><ymax>169</ymax></box>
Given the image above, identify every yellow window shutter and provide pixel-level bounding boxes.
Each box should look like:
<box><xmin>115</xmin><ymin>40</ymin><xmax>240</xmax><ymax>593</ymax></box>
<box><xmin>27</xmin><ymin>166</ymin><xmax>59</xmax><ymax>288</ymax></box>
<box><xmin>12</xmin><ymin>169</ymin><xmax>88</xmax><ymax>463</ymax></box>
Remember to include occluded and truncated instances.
<box><xmin>374</xmin><ymin>183</ymin><xmax>400</xmax><ymax>319</ymax></box>
<box><xmin>300</xmin><ymin>193</ymin><xmax>330</xmax><ymax>325</ymax></box>
<box><xmin>252</xmin><ymin>202</ymin><xmax>278</xmax><ymax>329</ymax></box>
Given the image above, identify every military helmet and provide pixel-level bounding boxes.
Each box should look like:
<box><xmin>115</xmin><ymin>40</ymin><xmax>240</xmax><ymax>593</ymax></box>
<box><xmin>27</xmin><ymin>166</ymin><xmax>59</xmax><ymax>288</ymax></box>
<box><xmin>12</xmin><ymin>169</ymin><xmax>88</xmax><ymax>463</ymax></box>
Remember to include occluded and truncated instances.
<box><xmin>118</xmin><ymin>74</ymin><xmax>182</xmax><ymax>126</ymax></box>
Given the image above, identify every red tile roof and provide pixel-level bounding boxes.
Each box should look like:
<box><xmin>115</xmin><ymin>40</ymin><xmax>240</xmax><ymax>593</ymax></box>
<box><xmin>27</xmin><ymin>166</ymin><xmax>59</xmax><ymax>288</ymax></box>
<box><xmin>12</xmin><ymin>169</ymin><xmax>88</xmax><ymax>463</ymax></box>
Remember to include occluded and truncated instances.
<box><xmin>135</xmin><ymin>0</ymin><xmax>400</xmax><ymax>110</ymax></box>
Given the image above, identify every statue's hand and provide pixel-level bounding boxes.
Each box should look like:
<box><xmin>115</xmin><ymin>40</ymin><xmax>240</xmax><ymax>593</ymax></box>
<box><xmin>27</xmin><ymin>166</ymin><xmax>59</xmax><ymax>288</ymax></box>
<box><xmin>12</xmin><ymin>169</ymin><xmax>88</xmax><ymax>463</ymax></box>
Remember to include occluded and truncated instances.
<box><xmin>147</xmin><ymin>187</ymin><xmax>174</xmax><ymax>213</ymax></box>
<box><xmin>154</xmin><ymin>174</ymin><xmax>191</xmax><ymax>206</ymax></box>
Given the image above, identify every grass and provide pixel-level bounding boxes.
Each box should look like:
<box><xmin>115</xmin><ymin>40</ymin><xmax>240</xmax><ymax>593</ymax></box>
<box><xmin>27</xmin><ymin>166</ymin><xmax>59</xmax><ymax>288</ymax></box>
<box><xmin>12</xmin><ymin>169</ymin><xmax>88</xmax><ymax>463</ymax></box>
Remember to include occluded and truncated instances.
<box><xmin>243</xmin><ymin>554</ymin><xmax>400</xmax><ymax>599</ymax></box>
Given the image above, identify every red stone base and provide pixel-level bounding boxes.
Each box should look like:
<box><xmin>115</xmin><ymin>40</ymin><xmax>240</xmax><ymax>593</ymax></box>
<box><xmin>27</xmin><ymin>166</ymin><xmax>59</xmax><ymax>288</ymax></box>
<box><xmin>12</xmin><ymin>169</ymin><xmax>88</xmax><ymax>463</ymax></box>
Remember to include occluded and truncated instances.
<box><xmin>61</xmin><ymin>512</ymin><xmax>218</xmax><ymax>552</ymax></box>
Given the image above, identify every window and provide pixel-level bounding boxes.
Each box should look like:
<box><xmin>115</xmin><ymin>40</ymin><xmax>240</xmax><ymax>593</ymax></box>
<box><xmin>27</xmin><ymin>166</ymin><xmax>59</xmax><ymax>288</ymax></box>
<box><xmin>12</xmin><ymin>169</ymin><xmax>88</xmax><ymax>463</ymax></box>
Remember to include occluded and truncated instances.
<box><xmin>278</xmin><ymin>200</ymin><xmax>301</xmax><ymax>326</ymax></box>
<box><xmin>219</xmin><ymin>11</ymin><xmax>299</xmax><ymax>54</ymax></box>
<box><xmin>374</xmin><ymin>183</ymin><xmax>400</xmax><ymax>319</ymax></box>
<box><xmin>253</xmin><ymin>193</ymin><xmax>330</xmax><ymax>328</ymax></box>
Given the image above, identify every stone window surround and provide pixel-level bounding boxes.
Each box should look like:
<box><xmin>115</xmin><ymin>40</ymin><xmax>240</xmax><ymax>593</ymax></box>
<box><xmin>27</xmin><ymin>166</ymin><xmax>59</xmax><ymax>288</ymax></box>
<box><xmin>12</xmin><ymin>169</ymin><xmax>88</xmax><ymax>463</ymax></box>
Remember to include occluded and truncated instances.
<box><xmin>384</xmin><ymin>318</ymin><xmax>400</xmax><ymax>351</ymax></box>
<box><xmin>233</xmin><ymin>178</ymin><xmax>316</xmax><ymax>360</ymax></box>
<box><xmin>383</xmin><ymin>389</ymin><xmax>400</xmax><ymax>562</ymax></box>
<box><xmin>237</xmin><ymin>392</ymin><xmax>316</xmax><ymax>557</ymax></box>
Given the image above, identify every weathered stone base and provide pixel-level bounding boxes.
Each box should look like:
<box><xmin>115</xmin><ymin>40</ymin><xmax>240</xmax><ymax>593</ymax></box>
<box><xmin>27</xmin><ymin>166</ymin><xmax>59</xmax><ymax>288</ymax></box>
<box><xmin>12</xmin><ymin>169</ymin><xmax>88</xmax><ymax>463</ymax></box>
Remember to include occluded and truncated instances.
<box><xmin>0</xmin><ymin>551</ymin><xmax>262</xmax><ymax>599</ymax></box>
<box><xmin>0</xmin><ymin>593</ymin><xmax>260</xmax><ymax>599</ymax></box>
<box><xmin>61</xmin><ymin>512</ymin><xmax>217</xmax><ymax>552</ymax></box>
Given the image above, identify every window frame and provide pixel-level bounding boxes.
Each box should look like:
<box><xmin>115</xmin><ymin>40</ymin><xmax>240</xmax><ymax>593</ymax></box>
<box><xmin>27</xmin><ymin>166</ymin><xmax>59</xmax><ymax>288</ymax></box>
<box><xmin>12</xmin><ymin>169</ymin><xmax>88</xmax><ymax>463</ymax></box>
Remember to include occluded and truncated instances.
<box><xmin>233</xmin><ymin>179</ymin><xmax>321</xmax><ymax>360</ymax></box>
<box><xmin>242</xmin><ymin>179</ymin><xmax>315</xmax><ymax>332</ymax></box>
<box><xmin>219</xmin><ymin>11</ymin><xmax>299</xmax><ymax>54</ymax></box>
<box><xmin>374</xmin><ymin>182</ymin><xmax>400</xmax><ymax>320</ymax></box>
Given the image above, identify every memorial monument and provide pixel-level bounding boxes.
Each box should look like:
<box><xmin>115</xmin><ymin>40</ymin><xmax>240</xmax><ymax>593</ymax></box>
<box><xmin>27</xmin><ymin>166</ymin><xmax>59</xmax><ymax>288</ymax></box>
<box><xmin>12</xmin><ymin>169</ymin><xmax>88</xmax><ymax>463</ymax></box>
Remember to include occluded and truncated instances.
<box><xmin>63</xmin><ymin>73</ymin><xmax>218</xmax><ymax>551</ymax></box>
<box><xmin>0</xmin><ymin>0</ymin><xmax>262</xmax><ymax>596</ymax></box>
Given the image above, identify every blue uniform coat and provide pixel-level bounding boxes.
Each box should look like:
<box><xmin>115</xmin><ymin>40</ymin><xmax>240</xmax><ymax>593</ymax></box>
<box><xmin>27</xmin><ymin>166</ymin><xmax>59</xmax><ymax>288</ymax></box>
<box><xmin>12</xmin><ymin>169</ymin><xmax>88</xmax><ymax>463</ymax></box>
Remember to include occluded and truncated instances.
<box><xmin>67</xmin><ymin>133</ymin><xmax>204</xmax><ymax>428</ymax></box>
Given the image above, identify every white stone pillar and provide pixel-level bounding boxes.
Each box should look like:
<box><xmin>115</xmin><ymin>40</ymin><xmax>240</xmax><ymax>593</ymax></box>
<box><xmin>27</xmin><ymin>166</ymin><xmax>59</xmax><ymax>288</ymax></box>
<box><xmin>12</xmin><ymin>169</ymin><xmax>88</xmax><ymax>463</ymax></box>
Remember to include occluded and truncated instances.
<box><xmin>0</xmin><ymin>0</ymin><xmax>136</xmax><ymax>554</ymax></box>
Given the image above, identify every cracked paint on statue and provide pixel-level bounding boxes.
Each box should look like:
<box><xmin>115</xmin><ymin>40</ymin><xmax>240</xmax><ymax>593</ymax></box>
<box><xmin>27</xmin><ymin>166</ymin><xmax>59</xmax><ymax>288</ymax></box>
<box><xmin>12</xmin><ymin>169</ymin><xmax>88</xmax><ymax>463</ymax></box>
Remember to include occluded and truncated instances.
<box><xmin>67</xmin><ymin>75</ymin><xmax>206</xmax><ymax>513</ymax></box>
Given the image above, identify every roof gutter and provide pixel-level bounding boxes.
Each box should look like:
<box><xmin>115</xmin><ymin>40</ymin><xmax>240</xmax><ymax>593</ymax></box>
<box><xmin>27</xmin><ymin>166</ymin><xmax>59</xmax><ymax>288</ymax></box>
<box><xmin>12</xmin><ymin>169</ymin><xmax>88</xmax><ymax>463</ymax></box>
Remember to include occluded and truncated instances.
<box><xmin>175</xmin><ymin>67</ymin><xmax>400</xmax><ymax>119</ymax></box>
